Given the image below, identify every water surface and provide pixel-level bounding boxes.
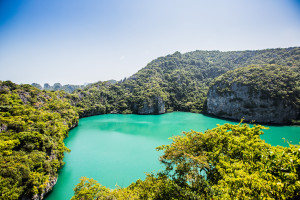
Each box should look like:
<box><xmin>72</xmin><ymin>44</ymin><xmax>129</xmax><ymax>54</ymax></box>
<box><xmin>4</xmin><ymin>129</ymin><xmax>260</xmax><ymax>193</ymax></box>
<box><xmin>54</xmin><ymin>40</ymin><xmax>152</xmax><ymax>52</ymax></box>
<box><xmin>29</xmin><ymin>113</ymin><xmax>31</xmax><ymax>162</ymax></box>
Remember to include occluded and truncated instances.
<box><xmin>46</xmin><ymin>112</ymin><xmax>299</xmax><ymax>200</ymax></box>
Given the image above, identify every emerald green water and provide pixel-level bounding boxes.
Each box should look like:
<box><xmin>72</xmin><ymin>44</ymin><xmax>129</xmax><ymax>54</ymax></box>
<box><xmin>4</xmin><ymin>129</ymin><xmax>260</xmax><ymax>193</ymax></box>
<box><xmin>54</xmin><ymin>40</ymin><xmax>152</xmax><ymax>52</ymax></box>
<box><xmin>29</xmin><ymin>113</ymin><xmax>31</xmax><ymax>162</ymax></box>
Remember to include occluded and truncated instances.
<box><xmin>46</xmin><ymin>112</ymin><xmax>299</xmax><ymax>200</ymax></box>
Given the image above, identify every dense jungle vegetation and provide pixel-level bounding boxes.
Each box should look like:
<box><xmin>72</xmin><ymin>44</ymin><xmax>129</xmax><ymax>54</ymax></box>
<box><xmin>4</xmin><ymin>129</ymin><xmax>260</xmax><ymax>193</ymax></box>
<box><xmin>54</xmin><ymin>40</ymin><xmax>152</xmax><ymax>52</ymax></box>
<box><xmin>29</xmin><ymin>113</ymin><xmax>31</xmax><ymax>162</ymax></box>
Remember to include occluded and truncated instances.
<box><xmin>0</xmin><ymin>81</ymin><xmax>78</xmax><ymax>199</ymax></box>
<box><xmin>72</xmin><ymin>47</ymin><xmax>300</xmax><ymax>117</ymax></box>
<box><xmin>208</xmin><ymin>64</ymin><xmax>300</xmax><ymax>124</ymax></box>
<box><xmin>213</xmin><ymin>65</ymin><xmax>300</xmax><ymax>99</ymax></box>
<box><xmin>1</xmin><ymin>47</ymin><xmax>300</xmax><ymax>199</ymax></box>
<box><xmin>69</xmin><ymin>47</ymin><xmax>300</xmax><ymax>199</ymax></box>
<box><xmin>71</xmin><ymin>123</ymin><xmax>300</xmax><ymax>199</ymax></box>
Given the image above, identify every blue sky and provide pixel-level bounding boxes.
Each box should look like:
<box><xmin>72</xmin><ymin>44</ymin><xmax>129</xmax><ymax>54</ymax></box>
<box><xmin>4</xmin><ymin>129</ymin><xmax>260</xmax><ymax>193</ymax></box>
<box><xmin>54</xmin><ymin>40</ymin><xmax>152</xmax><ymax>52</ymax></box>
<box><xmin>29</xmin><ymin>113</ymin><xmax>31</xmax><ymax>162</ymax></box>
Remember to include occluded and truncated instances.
<box><xmin>0</xmin><ymin>0</ymin><xmax>299</xmax><ymax>85</ymax></box>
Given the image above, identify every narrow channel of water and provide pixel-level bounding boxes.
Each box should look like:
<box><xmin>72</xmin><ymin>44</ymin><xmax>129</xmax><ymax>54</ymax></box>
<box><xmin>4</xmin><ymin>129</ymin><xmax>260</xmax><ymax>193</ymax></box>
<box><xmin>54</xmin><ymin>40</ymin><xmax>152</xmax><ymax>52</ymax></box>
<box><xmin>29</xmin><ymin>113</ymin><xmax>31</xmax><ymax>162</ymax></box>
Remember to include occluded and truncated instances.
<box><xmin>46</xmin><ymin>112</ymin><xmax>300</xmax><ymax>200</ymax></box>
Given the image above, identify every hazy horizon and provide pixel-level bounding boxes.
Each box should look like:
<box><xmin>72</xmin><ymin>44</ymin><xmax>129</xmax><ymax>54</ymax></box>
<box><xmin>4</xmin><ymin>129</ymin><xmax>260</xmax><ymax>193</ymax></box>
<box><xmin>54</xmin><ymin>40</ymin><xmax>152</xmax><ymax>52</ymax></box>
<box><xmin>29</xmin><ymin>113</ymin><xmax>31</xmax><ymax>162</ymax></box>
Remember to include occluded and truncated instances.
<box><xmin>1</xmin><ymin>0</ymin><xmax>300</xmax><ymax>85</ymax></box>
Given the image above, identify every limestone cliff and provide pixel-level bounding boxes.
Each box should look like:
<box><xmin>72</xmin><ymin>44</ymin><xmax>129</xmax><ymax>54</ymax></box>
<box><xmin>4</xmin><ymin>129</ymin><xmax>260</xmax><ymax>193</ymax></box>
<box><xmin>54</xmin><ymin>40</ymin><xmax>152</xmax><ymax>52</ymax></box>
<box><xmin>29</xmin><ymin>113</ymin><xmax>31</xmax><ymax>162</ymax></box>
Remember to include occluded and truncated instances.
<box><xmin>136</xmin><ymin>96</ymin><xmax>165</xmax><ymax>114</ymax></box>
<box><xmin>30</xmin><ymin>177</ymin><xmax>57</xmax><ymax>200</ymax></box>
<box><xmin>206</xmin><ymin>65</ymin><xmax>300</xmax><ymax>124</ymax></box>
<box><xmin>207</xmin><ymin>83</ymin><xmax>299</xmax><ymax>124</ymax></box>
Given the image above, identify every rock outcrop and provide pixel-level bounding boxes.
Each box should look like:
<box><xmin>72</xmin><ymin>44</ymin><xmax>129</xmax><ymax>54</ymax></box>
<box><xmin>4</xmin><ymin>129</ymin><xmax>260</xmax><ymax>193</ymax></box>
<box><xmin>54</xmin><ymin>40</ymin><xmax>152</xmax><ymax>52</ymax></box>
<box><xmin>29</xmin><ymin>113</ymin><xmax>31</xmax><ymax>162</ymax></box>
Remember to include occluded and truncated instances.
<box><xmin>21</xmin><ymin>176</ymin><xmax>57</xmax><ymax>200</ymax></box>
<box><xmin>207</xmin><ymin>83</ymin><xmax>299</xmax><ymax>124</ymax></box>
<box><xmin>206</xmin><ymin>65</ymin><xmax>300</xmax><ymax>124</ymax></box>
<box><xmin>136</xmin><ymin>96</ymin><xmax>165</xmax><ymax>115</ymax></box>
<box><xmin>32</xmin><ymin>177</ymin><xmax>57</xmax><ymax>200</ymax></box>
<box><xmin>0</xmin><ymin>123</ymin><xmax>7</xmax><ymax>133</ymax></box>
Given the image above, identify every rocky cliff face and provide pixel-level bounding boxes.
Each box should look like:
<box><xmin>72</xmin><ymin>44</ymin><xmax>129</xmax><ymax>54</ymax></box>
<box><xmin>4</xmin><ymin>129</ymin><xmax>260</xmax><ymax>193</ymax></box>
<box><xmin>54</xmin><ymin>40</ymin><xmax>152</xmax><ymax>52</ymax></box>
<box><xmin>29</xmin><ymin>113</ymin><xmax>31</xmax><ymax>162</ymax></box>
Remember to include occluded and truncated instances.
<box><xmin>79</xmin><ymin>109</ymin><xmax>106</xmax><ymax>118</ymax></box>
<box><xmin>31</xmin><ymin>177</ymin><xmax>57</xmax><ymax>200</ymax></box>
<box><xmin>136</xmin><ymin>96</ymin><xmax>165</xmax><ymax>115</ymax></box>
<box><xmin>207</xmin><ymin>83</ymin><xmax>299</xmax><ymax>124</ymax></box>
<box><xmin>21</xmin><ymin>176</ymin><xmax>57</xmax><ymax>200</ymax></box>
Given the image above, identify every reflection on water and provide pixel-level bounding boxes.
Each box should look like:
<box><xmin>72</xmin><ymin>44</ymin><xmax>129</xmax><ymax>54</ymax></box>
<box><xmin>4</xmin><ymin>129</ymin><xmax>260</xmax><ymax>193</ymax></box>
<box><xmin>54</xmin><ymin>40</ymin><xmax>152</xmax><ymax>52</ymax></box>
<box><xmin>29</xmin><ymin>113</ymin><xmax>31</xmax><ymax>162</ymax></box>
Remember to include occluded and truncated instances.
<box><xmin>46</xmin><ymin>112</ymin><xmax>300</xmax><ymax>200</ymax></box>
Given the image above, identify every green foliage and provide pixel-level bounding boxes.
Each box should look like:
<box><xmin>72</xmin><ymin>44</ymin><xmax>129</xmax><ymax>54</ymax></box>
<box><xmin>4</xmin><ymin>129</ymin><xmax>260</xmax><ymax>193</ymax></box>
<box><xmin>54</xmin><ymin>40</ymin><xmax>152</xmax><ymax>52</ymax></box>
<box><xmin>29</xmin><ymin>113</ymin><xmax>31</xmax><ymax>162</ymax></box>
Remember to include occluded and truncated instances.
<box><xmin>2</xmin><ymin>47</ymin><xmax>300</xmax><ymax>199</ymax></box>
<box><xmin>0</xmin><ymin>81</ymin><xmax>79</xmax><ymax>199</ymax></box>
<box><xmin>213</xmin><ymin>64</ymin><xmax>299</xmax><ymax>99</ymax></box>
<box><xmin>158</xmin><ymin>122</ymin><xmax>300</xmax><ymax>199</ymax></box>
<box><xmin>71</xmin><ymin>123</ymin><xmax>300</xmax><ymax>199</ymax></box>
<box><xmin>211</xmin><ymin>64</ymin><xmax>300</xmax><ymax>123</ymax></box>
<box><xmin>72</xmin><ymin>47</ymin><xmax>300</xmax><ymax>117</ymax></box>
<box><xmin>72</xmin><ymin>174</ymin><xmax>201</xmax><ymax>200</ymax></box>
<box><xmin>71</xmin><ymin>177</ymin><xmax>110</xmax><ymax>200</ymax></box>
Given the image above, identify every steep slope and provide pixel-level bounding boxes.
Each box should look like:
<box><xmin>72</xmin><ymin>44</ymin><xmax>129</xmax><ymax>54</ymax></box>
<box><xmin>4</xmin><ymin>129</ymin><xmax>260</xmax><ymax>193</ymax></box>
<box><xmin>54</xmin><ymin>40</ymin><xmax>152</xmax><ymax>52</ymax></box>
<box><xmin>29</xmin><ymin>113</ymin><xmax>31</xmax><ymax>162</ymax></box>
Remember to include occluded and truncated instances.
<box><xmin>206</xmin><ymin>65</ymin><xmax>300</xmax><ymax>124</ymax></box>
<box><xmin>1</xmin><ymin>47</ymin><xmax>300</xmax><ymax>199</ymax></box>
<box><xmin>0</xmin><ymin>81</ymin><xmax>78</xmax><ymax>199</ymax></box>
<box><xmin>73</xmin><ymin>47</ymin><xmax>300</xmax><ymax>117</ymax></box>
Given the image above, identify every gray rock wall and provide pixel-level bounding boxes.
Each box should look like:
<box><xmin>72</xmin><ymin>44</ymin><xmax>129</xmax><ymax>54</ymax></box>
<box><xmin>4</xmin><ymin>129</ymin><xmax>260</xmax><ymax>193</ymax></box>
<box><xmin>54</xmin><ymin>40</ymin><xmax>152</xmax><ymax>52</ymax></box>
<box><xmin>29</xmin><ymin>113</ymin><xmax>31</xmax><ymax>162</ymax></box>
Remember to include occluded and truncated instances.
<box><xmin>30</xmin><ymin>177</ymin><xmax>57</xmax><ymax>200</ymax></box>
<box><xmin>137</xmin><ymin>96</ymin><xmax>165</xmax><ymax>115</ymax></box>
<box><xmin>207</xmin><ymin>83</ymin><xmax>299</xmax><ymax>124</ymax></box>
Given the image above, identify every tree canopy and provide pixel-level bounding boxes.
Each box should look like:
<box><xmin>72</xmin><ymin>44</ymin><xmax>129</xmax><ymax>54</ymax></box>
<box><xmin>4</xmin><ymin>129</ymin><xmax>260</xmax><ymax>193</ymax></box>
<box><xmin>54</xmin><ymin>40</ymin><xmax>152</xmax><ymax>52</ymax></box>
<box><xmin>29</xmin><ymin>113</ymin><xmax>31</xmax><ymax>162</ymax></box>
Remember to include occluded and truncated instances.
<box><xmin>71</xmin><ymin>122</ymin><xmax>300</xmax><ymax>199</ymax></box>
<box><xmin>0</xmin><ymin>81</ymin><xmax>78</xmax><ymax>199</ymax></box>
<box><xmin>1</xmin><ymin>47</ymin><xmax>300</xmax><ymax>199</ymax></box>
<box><xmin>72</xmin><ymin>47</ymin><xmax>300</xmax><ymax>117</ymax></box>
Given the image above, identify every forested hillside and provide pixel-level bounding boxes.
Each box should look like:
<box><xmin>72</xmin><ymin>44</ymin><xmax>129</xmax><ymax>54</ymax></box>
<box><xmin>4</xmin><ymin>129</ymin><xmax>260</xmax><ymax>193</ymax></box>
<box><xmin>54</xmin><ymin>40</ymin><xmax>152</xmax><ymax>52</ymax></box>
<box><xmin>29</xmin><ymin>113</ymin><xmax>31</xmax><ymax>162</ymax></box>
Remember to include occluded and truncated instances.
<box><xmin>1</xmin><ymin>47</ymin><xmax>299</xmax><ymax>199</ymax></box>
<box><xmin>72</xmin><ymin>47</ymin><xmax>300</xmax><ymax>117</ymax></box>
<box><xmin>0</xmin><ymin>81</ymin><xmax>78</xmax><ymax>199</ymax></box>
<box><xmin>207</xmin><ymin>65</ymin><xmax>300</xmax><ymax>124</ymax></box>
